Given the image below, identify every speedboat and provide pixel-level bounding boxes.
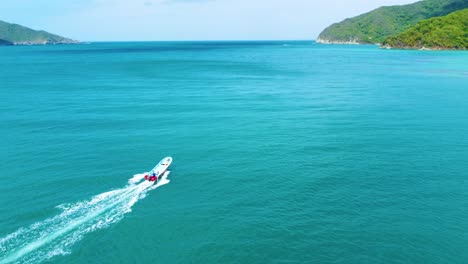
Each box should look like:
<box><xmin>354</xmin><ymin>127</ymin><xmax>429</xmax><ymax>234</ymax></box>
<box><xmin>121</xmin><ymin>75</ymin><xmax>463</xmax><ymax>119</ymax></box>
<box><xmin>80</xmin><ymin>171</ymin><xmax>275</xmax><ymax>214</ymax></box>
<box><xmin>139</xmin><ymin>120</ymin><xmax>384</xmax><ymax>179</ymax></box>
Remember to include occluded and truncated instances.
<box><xmin>144</xmin><ymin>157</ymin><xmax>173</xmax><ymax>182</ymax></box>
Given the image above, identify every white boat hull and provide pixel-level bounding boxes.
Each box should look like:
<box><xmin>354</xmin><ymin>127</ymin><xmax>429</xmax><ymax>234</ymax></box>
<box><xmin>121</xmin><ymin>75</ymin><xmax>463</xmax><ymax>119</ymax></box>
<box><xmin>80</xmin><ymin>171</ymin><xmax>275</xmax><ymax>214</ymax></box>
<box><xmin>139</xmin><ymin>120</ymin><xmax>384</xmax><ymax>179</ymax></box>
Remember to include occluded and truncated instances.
<box><xmin>145</xmin><ymin>157</ymin><xmax>173</xmax><ymax>182</ymax></box>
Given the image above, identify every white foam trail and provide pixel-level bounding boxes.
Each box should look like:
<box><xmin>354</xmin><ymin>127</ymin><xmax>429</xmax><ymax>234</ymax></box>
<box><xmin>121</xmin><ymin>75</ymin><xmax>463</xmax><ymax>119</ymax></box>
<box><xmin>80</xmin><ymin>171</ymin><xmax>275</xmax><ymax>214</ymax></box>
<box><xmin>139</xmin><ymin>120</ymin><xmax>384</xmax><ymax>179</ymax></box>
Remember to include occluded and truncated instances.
<box><xmin>0</xmin><ymin>173</ymin><xmax>169</xmax><ymax>264</ymax></box>
<box><xmin>128</xmin><ymin>172</ymin><xmax>148</xmax><ymax>185</ymax></box>
<box><xmin>149</xmin><ymin>171</ymin><xmax>170</xmax><ymax>190</ymax></box>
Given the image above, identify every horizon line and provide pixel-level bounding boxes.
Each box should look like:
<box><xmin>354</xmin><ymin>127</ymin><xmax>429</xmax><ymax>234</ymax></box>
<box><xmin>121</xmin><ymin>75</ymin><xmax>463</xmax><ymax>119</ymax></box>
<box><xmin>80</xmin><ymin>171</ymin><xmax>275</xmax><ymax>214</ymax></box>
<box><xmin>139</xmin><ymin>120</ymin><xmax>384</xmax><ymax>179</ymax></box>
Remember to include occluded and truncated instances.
<box><xmin>78</xmin><ymin>39</ymin><xmax>316</xmax><ymax>43</ymax></box>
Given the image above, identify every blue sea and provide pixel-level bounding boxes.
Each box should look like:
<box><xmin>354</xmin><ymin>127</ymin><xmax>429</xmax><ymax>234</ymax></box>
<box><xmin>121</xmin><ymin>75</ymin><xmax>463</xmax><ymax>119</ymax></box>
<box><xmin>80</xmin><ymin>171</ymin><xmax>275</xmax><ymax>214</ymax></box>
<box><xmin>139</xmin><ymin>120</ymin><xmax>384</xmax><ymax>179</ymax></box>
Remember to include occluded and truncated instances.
<box><xmin>0</xmin><ymin>41</ymin><xmax>467</xmax><ymax>264</ymax></box>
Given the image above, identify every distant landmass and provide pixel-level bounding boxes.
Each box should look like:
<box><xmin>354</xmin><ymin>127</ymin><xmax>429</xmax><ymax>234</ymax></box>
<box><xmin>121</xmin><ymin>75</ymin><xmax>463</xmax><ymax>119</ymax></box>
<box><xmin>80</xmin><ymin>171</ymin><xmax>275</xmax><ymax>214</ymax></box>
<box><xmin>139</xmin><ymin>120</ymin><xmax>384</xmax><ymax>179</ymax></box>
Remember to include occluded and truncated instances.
<box><xmin>317</xmin><ymin>0</ymin><xmax>468</xmax><ymax>45</ymax></box>
<box><xmin>382</xmin><ymin>9</ymin><xmax>467</xmax><ymax>50</ymax></box>
<box><xmin>0</xmin><ymin>20</ymin><xmax>78</xmax><ymax>45</ymax></box>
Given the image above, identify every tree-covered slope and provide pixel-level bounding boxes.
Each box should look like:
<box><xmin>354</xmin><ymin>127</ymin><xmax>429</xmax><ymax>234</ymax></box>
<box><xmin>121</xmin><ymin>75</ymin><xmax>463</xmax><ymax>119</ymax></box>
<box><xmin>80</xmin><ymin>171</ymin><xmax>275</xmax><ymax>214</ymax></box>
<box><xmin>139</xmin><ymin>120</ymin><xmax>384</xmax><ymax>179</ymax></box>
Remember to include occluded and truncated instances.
<box><xmin>0</xmin><ymin>20</ymin><xmax>77</xmax><ymax>45</ymax></box>
<box><xmin>0</xmin><ymin>39</ymin><xmax>13</xmax><ymax>45</ymax></box>
<box><xmin>382</xmin><ymin>9</ymin><xmax>467</xmax><ymax>49</ymax></box>
<box><xmin>317</xmin><ymin>0</ymin><xmax>468</xmax><ymax>44</ymax></box>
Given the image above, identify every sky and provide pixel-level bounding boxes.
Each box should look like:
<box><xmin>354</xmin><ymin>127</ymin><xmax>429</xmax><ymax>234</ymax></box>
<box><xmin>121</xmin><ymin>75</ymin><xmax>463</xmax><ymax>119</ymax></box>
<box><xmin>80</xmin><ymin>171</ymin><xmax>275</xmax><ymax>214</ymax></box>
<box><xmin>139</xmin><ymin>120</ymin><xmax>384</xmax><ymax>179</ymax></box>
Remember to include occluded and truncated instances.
<box><xmin>0</xmin><ymin>0</ymin><xmax>418</xmax><ymax>41</ymax></box>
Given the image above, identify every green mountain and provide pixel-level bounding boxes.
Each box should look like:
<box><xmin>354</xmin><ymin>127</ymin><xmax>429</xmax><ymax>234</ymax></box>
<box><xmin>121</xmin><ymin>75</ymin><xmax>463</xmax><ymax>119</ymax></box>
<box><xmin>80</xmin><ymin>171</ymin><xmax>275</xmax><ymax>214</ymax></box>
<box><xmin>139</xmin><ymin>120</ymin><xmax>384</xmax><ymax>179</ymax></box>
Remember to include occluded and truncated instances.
<box><xmin>317</xmin><ymin>0</ymin><xmax>468</xmax><ymax>44</ymax></box>
<box><xmin>0</xmin><ymin>20</ymin><xmax>77</xmax><ymax>45</ymax></box>
<box><xmin>382</xmin><ymin>9</ymin><xmax>468</xmax><ymax>49</ymax></box>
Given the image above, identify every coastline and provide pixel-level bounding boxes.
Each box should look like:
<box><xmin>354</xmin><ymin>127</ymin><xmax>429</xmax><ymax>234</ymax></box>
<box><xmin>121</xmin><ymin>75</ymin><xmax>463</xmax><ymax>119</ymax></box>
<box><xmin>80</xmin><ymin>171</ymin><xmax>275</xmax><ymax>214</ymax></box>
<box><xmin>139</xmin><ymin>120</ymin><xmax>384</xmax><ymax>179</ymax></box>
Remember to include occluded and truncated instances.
<box><xmin>0</xmin><ymin>40</ymin><xmax>80</xmax><ymax>46</ymax></box>
<box><xmin>380</xmin><ymin>44</ymin><xmax>467</xmax><ymax>51</ymax></box>
<box><xmin>316</xmin><ymin>37</ymin><xmax>363</xmax><ymax>45</ymax></box>
<box><xmin>316</xmin><ymin>39</ymin><xmax>467</xmax><ymax>51</ymax></box>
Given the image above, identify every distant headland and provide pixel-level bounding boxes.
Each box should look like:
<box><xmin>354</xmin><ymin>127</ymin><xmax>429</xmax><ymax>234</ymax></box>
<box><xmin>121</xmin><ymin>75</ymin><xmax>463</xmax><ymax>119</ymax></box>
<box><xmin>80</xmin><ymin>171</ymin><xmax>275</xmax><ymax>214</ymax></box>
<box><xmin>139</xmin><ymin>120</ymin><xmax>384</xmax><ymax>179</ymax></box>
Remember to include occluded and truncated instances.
<box><xmin>317</xmin><ymin>0</ymin><xmax>468</xmax><ymax>50</ymax></box>
<box><xmin>0</xmin><ymin>20</ymin><xmax>78</xmax><ymax>46</ymax></box>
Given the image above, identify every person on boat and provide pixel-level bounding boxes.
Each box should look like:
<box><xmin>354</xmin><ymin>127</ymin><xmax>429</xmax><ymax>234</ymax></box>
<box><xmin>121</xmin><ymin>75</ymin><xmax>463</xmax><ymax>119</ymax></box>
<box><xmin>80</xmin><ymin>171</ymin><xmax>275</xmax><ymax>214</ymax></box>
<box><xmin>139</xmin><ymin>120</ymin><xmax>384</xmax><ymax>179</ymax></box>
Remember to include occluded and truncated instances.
<box><xmin>148</xmin><ymin>172</ymin><xmax>157</xmax><ymax>182</ymax></box>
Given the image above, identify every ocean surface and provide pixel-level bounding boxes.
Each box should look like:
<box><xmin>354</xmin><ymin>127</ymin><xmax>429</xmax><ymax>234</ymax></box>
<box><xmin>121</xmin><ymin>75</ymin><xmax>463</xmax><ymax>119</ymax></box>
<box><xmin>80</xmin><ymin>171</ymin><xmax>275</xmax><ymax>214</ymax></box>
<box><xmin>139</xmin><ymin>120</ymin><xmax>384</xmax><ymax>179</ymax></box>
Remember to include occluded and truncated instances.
<box><xmin>0</xmin><ymin>41</ymin><xmax>467</xmax><ymax>264</ymax></box>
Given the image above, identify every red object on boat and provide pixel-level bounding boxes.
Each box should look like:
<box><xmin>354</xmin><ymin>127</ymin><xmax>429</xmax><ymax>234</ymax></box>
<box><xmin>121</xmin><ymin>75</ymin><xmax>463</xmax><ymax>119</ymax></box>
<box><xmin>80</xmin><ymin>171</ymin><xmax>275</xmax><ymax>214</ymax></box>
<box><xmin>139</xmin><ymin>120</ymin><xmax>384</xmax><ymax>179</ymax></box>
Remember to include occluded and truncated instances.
<box><xmin>150</xmin><ymin>176</ymin><xmax>157</xmax><ymax>182</ymax></box>
<box><xmin>144</xmin><ymin>175</ymin><xmax>148</xmax><ymax>180</ymax></box>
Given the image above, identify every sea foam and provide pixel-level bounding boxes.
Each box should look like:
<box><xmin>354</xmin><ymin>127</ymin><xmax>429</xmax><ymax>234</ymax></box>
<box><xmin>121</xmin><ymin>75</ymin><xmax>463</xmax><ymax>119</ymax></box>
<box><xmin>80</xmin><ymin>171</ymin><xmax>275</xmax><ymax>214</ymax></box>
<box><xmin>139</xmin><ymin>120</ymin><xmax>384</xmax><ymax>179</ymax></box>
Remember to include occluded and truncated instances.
<box><xmin>0</xmin><ymin>173</ymin><xmax>169</xmax><ymax>264</ymax></box>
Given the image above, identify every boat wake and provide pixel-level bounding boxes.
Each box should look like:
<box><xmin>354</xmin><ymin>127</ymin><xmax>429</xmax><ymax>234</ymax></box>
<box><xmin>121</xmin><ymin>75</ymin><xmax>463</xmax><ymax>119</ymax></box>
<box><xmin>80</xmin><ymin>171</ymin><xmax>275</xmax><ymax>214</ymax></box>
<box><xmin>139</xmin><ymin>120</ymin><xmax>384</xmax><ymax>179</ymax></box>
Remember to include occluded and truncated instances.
<box><xmin>0</xmin><ymin>173</ymin><xmax>169</xmax><ymax>264</ymax></box>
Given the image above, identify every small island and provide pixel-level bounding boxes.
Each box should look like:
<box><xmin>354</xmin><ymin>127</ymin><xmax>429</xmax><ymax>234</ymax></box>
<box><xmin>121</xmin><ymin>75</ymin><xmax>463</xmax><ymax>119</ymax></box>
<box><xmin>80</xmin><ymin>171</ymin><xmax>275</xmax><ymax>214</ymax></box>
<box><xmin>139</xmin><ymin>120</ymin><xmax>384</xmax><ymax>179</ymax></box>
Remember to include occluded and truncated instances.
<box><xmin>0</xmin><ymin>20</ymin><xmax>78</xmax><ymax>45</ymax></box>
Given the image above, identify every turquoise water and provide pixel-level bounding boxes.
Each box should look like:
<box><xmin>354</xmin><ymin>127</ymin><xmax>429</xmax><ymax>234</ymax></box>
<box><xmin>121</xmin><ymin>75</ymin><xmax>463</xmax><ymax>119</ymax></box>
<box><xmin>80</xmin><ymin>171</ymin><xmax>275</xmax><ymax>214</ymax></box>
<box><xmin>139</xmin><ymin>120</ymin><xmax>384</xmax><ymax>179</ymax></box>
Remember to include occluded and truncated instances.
<box><xmin>0</xmin><ymin>41</ymin><xmax>467</xmax><ymax>264</ymax></box>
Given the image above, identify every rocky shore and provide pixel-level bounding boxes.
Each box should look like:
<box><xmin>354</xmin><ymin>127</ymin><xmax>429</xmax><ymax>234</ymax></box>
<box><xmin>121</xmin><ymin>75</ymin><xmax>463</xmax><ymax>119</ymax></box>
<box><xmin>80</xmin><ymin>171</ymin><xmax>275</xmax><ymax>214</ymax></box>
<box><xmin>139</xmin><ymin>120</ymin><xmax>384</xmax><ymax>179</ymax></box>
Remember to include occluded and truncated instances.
<box><xmin>316</xmin><ymin>38</ymin><xmax>362</xmax><ymax>45</ymax></box>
